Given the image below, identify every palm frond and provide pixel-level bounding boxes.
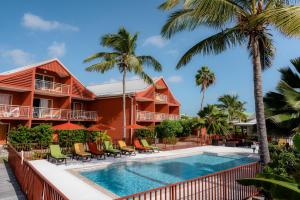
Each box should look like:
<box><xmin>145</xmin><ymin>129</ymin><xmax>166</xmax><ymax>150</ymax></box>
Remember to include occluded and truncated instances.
<box><xmin>85</xmin><ymin>60</ymin><xmax>115</xmax><ymax>73</ymax></box>
<box><xmin>290</xmin><ymin>57</ymin><xmax>300</xmax><ymax>74</ymax></box>
<box><xmin>137</xmin><ymin>71</ymin><xmax>154</xmax><ymax>85</ymax></box>
<box><xmin>161</xmin><ymin>0</ymin><xmax>247</xmax><ymax>38</ymax></box>
<box><xmin>137</xmin><ymin>56</ymin><xmax>162</xmax><ymax>72</ymax></box>
<box><xmin>83</xmin><ymin>52</ymin><xmax>120</xmax><ymax>63</ymax></box>
<box><xmin>254</xmin><ymin>6</ymin><xmax>300</xmax><ymax>37</ymax></box>
<box><xmin>279</xmin><ymin>67</ymin><xmax>300</xmax><ymax>88</ymax></box>
<box><xmin>278</xmin><ymin>81</ymin><xmax>300</xmax><ymax>110</ymax></box>
<box><xmin>176</xmin><ymin>26</ymin><xmax>245</xmax><ymax>68</ymax></box>
<box><xmin>158</xmin><ymin>0</ymin><xmax>180</xmax><ymax>10</ymax></box>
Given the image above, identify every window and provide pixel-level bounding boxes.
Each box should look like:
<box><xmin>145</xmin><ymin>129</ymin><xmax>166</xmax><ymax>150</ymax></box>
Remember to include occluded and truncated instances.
<box><xmin>0</xmin><ymin>94</ymin><xmax>12</xmax><ymax>105</ymax></box>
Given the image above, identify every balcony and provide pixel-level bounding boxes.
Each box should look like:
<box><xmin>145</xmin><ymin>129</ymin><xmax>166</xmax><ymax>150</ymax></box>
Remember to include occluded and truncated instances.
<box><xmin>136</xmin><ymin>111</ymin><xmax>154</xmax><ymax>121</ymax></box>
<box><xmin>32</xmin><ymin>107</ymin><xmax>69</xmax><ymax>120</ymax></box>
<box><xmin>169</xmin><ymin>114</ymin><xmax>180</xmax><ymax>120</ymax></box>
<box><xmin>0</xmin><ymin>104</ymin><xmax>30</xmax><ymax>119</ymax></box>
<box><xmin>35</xmin><ymin>79</ymin><xmax>70</xmax><ymax>96</ymax></box>
<box><xmin>155</xmin><ymin>93</ymin><xmax>168</xmax><ymax>103</ymax></box>
<box><xmin>70</xmin><ymin>110</ymin><xmax>97</xmax><ymax>121</ymax></box>
<box><xmin>155</xmin><ymin>113</ymin><xmax>169</xmax><ymax>121</ymax></box>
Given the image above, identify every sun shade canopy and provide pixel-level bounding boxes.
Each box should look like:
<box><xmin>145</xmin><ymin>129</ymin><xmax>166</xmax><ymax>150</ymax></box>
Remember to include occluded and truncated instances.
<box><xmin>50</xmin><ymin>122</ymin><xmax>85</xmax><ymax>130</ymax></box>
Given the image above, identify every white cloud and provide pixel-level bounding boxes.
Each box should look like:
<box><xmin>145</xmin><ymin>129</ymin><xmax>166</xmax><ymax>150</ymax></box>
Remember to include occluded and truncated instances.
<box><xmin>22</xmin><ymin>13</ymin><xmax>79</xmax><ymax>31</ymax></box>
<box><xmin>143</xmin><ymin>35</ymin><xmax>168</xmax><ymax>48</ymax></box>
<box><xmin>1</xmin><ymin>49</ymin><xmax>35</xmax><ymax>66</ymax></box>
<box><xmin>167</xmin><ymin>75</ymin><xmax>183</xmax><ymax>83</ymax></box>
<box><xmin>48</xmin><ymin>42</ymin><xmax>66</xmax><ymax>58</ymax></box>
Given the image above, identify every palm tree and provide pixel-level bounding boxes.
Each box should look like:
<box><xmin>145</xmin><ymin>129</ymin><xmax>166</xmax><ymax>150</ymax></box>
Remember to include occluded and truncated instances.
<box><xmin>198</xmin><ymin>104</ymin><xmax>229</xmax><ymax>135</ymax></box>
<box><xmin>84</xmin><ymin>27</ymin><xmax>162</xmax><ymax>139</ymax></box>
<box><xmin>195</xmin><ymin>66</ymin><xmax>216</xmax><ymax>111</ymax></box>
<box><xmin>218</xmin><ymin>94</ymin><xmax>246</xmax><ymax>122</ymax></box>
<box><xmin>160</xmin><ymin>0</ymin><xmax>300</xmax><ymax>164</ymax></box>
<box><xmin>264</xmin><ymin>57</ymin><xmax>300</xmax><ymax>134</ymax></box>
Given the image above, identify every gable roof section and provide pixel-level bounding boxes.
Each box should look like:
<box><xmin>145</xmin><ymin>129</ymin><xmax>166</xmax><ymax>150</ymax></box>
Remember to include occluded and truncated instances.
<box><xmin>0</xmin><ymin>59</ymin><xmax>96</xmax><ymax>97</ymax></box>
<box><xmin>87</xmin><ymin>76</ymin><xmax>180</xmax><ymax>105</ymax></box>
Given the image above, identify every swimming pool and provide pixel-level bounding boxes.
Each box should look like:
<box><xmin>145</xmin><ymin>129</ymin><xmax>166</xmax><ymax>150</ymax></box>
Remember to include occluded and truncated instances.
<box><xmin>80</xmin><ymin>153</ymin><xmax>256</xmax><ymax>197</ymax></box>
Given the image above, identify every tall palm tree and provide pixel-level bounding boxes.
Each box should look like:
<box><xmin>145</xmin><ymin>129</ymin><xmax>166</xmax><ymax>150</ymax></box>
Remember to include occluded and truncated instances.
<box><xmin>264</xmin><ymin>57</ymin><xmax>300</xmax><ymax>134</ymax></box>
<box><xmin>160</xmin><ymin>0</ymin><xmax>300</xmax><ymax>164</ymax></box>
<box><xmin>195</xmin><ymin>66</ymin><xmax>215</xmax><ymax>111</ymax></box>
<box><xmin>84</xmin><ymin>27</ymin><xmax>162</xmax><ymax>139</ymax></box>
<box><xmin>218</xmin><ymin>94</ymin><xmax>246</xmax><ymax>122</ymax></box>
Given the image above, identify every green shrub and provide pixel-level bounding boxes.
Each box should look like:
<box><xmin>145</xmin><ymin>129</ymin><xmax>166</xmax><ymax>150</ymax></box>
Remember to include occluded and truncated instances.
<box><xmin>8</xmin><ymin>124</ymin><xmax>53</xmax><ymax>150</ymax></box>
<box><xmin>264</xmin><ymin>144</ymin><xmax>299</xmax><ymax>178</ymax></box>
<box><xmin>135</xmin><ymin>128</ymin><xmax>155</xmax><ymax>139</ymax></box>
<box><xmin>155</xmin><ymin>120</ymin><xmax>183</xmax><ymax>139</ymax></box>
<box><xmin>58</xmin><ymin>130</ymin><xmax>88</xmax><ymax>147</ymax></box>
<box><xmin>178</xmin><ymin>118</ymin><xmax>202</xmax><ymax>137</ymax></box>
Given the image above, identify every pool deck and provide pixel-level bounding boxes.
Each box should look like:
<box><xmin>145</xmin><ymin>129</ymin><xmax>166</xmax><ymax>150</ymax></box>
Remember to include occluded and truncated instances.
<box><xmin>30</xmin><ymin>146</ymin><xmax>258</xmax><ymax>200</ymax></box>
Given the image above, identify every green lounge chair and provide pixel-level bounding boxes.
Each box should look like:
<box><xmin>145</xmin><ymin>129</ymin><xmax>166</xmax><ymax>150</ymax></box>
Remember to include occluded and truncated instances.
<box><xmin>48</xmin><ymin>144</ymin><xmax>67</xmax><ymax>165</ymax></box>
<box><xmin>103</xmin><ymin>141</ymin><xmax>121</xmax><ymax>158</ymax></box>
<box><xmin>140</xmin><ymin>139</ymin><xmax>160</xmax><ymax>152</ymax></box>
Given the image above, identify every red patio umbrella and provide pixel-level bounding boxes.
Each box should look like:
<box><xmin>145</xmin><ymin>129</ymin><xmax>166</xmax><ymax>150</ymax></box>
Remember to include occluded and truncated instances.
<box><xmin>50</xmin><ymin>122</ymin><xmax>85</xmax><ymax>130</ymax></box>
<box><xmin>87</xmin><ymin>123</ymin><xmax>115</xmax><ymax>131</ymax></box>
<box><xmin>126</xmin><ymin>124</ymin><xmax>146</xmax><ymax>129</ymax></box>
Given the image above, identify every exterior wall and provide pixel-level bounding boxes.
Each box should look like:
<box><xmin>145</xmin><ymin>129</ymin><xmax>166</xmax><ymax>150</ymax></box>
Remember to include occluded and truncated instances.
<box><xmin>89</xmin><ymin>97</ymin><xmax>135</xmax><ymax>142</ymax></box>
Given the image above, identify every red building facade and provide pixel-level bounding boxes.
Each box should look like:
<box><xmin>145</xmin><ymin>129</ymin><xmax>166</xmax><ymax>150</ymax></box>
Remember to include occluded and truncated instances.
<box><xmin>0</xmin><ymin>59</ymin><xmax>180</xmax><ymax>144</ymax></box>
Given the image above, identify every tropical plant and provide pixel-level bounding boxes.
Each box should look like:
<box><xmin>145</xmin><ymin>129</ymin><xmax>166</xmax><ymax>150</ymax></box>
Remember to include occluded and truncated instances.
<box><xmin>135</xmin><ymin>128</ymin><xmax>156</xmax><ymax>140</ymax></box>
<box><xmin>159</xmin><ymin>0</ymin><xmax>300</xmax><ymax>164</ymax></box>
<box><xmin>198</xmin><ymin>104</ymin><xmax>229</xmax><ymax>135</ymax></box>
<box><xmin>265</xmin><ymin>57</ymin><xmax>300</xmax><ymax>135</ymax></box>
<box><xmin>84</xmin><ymin>27</ymin><xmax>162</xmax><ymax>139</ymax></box>
<box><xmin>218</xmin><ymin>94</ymin><xmax>246</xmax><ymax>122</ymax></box>
<box><xmin>195</xmin><ymin>66</ymin><xmax>216</xmax><ymax>110</ymax></box>
<box><xmin>155</xmin><ymin>120</ymin><xmax>183</xmax><ymax>138</ymax></box>
<box><xmin>237</xmin><ymin>133</ymin><xmax>300</xmax><ymax>200</ymax></box>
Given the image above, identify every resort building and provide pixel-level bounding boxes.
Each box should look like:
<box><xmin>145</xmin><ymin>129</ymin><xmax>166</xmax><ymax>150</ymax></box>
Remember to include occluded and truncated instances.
<box><xmin>0</xmin><ymin>59</ymin><xmax>180</xmax><ymax>144</ymax></box>
<box><xmin>87</xmin><ymin>77</ymin><xmax>180</xmax><ymax>142</ymax></box>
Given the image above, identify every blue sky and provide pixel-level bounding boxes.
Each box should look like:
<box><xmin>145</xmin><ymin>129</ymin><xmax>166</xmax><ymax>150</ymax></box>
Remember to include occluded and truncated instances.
<box><xmin>1</xmin><ymin>0</ymin><xmax>300</xmax><ymax>116</ymax></box>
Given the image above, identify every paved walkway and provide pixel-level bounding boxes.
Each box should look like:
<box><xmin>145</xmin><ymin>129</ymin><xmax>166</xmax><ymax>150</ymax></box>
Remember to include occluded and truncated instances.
<box><xmin>0</xmin><ymin>160</ymin><xmax>26</xmax><ymax>200</ymax></box>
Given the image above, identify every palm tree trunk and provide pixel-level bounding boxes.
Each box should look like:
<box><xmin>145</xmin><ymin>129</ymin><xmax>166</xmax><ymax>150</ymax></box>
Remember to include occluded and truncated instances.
<box><xmin>122</xmin><ymin>70</ymin><xmax>127</xmax><ymax>140</ymax></box>
<box><xmin>200</xmin><ymin>87</ymin><xmax>206</xmax><ymax>111</ymax></box>
<box><xmin>251</xmin><ymin>36</ymin><xmax>271</xmax><ymax>164</ymax></box>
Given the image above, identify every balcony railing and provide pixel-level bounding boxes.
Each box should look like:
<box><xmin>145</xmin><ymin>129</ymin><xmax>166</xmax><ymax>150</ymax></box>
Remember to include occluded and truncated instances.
<box><xmin>70</xmin><ymin>110</ymin><xmax>97</xmax><ymax>121</ymax></box>
<box><xmin>155</xmin><ymin>112</ymin><xmax>169</xmax><ymax>121</ymax></box>
<box><xmin>136</xmin><ymin>111</ymin><xmax>154</xmax><ymax>121</ymax></box>
<box><xmin>0</xmin><ymin>104</ymin><xmax>30</xmax><ymax>118</ymax></box>
<box><xmin>32</xmin><ymin>107</ymin><xmax>69</xmax><ymax>120</ymax></box>
<box><xmin>155</xmin><ymin>93</ymin><xmax>168</xmax><ymax>102</ymax></box>
<box><xmin>35</xmin><ymin>79</ymin><xmax>70</xmax><ymax>95</ymax></box>
<box><xmin>169</xmin><ymin>114</ymin><xmax>180</xmax><ymax>120</ymax></box>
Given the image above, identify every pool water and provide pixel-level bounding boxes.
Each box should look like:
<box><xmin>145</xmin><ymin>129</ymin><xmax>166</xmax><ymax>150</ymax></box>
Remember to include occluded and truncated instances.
<box><xmin>80</xmin><ymin>153</ymin><xmax>256</xmax><ymax>197</ymax></box>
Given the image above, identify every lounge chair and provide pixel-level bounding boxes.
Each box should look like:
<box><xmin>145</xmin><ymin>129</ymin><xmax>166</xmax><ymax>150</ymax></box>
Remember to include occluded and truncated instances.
<box><xmin>117</xmin><ymin>140</ymin><xmax>136</xmax><ymax>156</ymax></box>
<box><xmin>87</xmin><ymin>142</ymin><xmax>106</xmax><ymax>160</ymax></box>
<box><xmin>133</xmin><ymin>139</ymin><xmax>152</xmax><ymax>152</ymax></box>
<box><xmin>103</xmin><ymin>141</ymin><xmax>121</xmax><ymax>158</ymax></box>
<box><xmin>74</xmin><ymin>143</ymin><xmax>91</xmax><ymax>161</ymax></box>
<box><xmin>140</xmin><ymin>139</ymin><xmax>160</xmax><ymax>152</ymax></box>
<box><xmin>48</xmin><ymin>144</ymin><xmax>67</xmax><ymax>165</ymax></box>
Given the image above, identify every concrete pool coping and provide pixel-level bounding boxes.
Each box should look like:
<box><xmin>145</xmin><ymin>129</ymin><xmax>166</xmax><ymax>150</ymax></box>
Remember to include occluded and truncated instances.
<box><xmin>29</xmin><ymin>146</ymin><xmax>258</xmax><ymax>200</ymax></box>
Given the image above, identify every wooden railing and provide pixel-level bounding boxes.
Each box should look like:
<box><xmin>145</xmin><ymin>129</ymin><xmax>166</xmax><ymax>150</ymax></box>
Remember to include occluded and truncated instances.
<box><xmin>115</xmin><ymin>162</ymin><xmax>260</xmax><ymax>200</ymax></box>
<box><xmin>7</xmin><ymin>144</ymin><xmax>69</xmax><ymax>200</ymax></box>
<box><xmin>136</xmin><ymin>110</ymin><xmax>155</xmax><ymax>121</ymax></box>
<box><xmin>155</xmin><ymin>93</ymin><xmax>168</xmax><ymax>102</ymax></box>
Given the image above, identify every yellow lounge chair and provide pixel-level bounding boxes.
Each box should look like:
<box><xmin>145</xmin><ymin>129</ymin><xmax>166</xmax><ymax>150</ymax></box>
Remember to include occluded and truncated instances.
<box><xmin>74</xmin><ymin>143</ymin><xmax>91</xmax><ymax>161</ymax></box>
<box><xmin>117</xmin><ymin>140</ymin><xmax>136</xmax><ymax>156</ymax></box>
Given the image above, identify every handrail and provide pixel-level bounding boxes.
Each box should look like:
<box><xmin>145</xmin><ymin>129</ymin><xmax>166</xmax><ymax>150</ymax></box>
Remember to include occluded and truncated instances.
<box><xmin>155</xmin><ymin>92</ymin><xmax>168</xmax><ymax>102</ymax></box>
<box><xmin>115</xmin><ymin>161</ymin><xmax>260</xmax><ymax>200</ymax></box>
<box><xmin>35</xmin><ymin>79</ymin><xmax>70</xmax><ymax>95</ymax></box>
<box><xmin>136</xmin><ymin>110</ymin><xmax>155</xmax><ymax>121</ymax></box>
<box><xmin>7</xmin><ymin>144</ymin><xmax>69</xmax><ymax>200</ymax></box>
<box><xmin>0</xmin><ymin>104</ymin><xmax>30</xmax><ymax>118</ymax></box>
<box><xmin>70</xmin><ymin>110</ymin><xmax>97</xmax><ymax>121</ymax></box>
<box><xmin>32</xmin><ymin>107</ymin><xmax>69</xmax><ymax>120</ymax></box>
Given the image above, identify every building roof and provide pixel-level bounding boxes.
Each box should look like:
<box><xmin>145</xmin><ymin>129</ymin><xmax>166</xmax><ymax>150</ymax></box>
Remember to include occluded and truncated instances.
<box><xmin>87</xmin><ymin>77</ymin><xmax>161</xmax><ymax>97</ymax></box>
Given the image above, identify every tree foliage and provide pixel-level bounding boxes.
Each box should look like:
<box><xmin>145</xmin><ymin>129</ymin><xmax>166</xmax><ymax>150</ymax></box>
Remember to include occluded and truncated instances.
<box><xmin>217</xmin><ymin>94</ymin><xmax>246</xmax><ymax>122</ymax></box>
